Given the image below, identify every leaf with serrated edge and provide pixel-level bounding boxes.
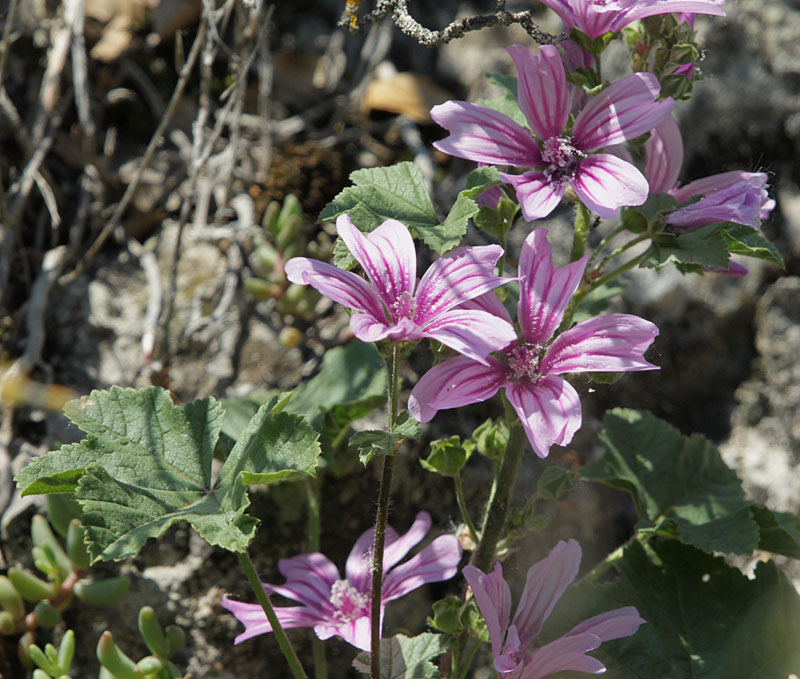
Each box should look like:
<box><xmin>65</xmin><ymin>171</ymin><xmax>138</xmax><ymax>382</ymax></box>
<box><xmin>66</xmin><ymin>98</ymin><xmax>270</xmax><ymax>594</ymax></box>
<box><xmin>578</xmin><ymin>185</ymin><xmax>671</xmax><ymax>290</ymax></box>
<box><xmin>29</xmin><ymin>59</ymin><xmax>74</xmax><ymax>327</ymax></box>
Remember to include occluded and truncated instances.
<box><xmin>580</xmin><ymin>409</ymin><xmax>759</xmax><ymax>554</ymax></box>
<box><xmin>543</xmin><ymin>540</ymin><xmax>800</xmax><ymax>679</ymax></box>
<box><xmin>16</xmin><ymin>386</ymin><xmax>320</xmax><ymax>560</ymax></box>
<box><xmin>751</xmin><ymin>504</ymin><xmax>800</xmax><ymax>559</ymax></box>
<box><xmin>721</xmin><ymin>223</ymin><xmax>784</xmax><ymax>267</ymax></box>
<box><xmin>353</xmin><ymin>633</ymin><xmax>447</xmax><ymax>679</ymax></box>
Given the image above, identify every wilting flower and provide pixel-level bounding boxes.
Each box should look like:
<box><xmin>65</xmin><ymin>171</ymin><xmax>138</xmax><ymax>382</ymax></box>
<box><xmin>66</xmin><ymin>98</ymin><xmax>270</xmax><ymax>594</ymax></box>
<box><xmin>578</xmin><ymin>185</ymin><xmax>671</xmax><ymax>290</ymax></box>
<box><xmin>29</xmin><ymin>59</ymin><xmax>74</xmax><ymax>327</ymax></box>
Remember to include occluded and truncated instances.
<box><xmin>221</xmin><ymin>512</ymin><xmax>461</xmax><ymax>651</ymax></box>
<box><xmin>645</xmin><ymin>116</ymin><xmax>775</xmax><ymax>231</ymax></box>
<box><xmin>409</xmin><ymin>229</ymin><xmax>659</xmax><ymax>457</ymax></box>
<box><xmin>285</xmin><ymin>214</ymin><xmax>516</xmax><ymax>364</ymax></box>
<box><xmin>463</xmin><ymin>540</ymin><xmax>645</xmax><ymax>678</ymax></box>
<box><xmin>539</xmin><ymin>0</ymin><xmax>726</xmax><ymax>39</ymax></box>
<box><xmin>431</xmin><ymin>45</ymin><xmax>673</xmax><ymax>221</ymax></box>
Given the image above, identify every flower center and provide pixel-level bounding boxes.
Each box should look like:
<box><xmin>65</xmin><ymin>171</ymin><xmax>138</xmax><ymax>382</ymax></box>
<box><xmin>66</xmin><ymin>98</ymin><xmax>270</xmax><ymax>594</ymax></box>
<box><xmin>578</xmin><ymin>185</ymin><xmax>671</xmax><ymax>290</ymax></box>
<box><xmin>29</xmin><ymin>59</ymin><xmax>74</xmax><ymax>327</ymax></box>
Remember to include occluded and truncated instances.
<box><xmin>505</xmin><ymin>343</ymin><xmax>543</xmax><ymax>382</ymax></box>
<box><xmin>329</xmin><ymin>579</ymin><xmax>370</xmax><ymax>622</ymax></box>
<box><xmin>541</xmin><ymin>136</ymin><xmax>584</xmax><ymax>187</ymax></box>
<box><xmin>390</xmin><ymin>290</ymin><xmax>417</xmax><ymax>320</ymax></box>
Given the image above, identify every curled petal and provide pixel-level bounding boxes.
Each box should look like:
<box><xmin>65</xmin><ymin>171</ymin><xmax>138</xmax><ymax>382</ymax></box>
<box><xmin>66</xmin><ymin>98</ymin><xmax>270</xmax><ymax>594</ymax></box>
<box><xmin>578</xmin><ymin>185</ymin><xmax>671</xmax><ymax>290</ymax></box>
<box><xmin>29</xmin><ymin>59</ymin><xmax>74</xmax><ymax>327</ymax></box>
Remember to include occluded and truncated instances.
<box><xmin>408</xmin><ymin>356</ymin><xmax>507</xmax><ymax>423</ymax></box>
<box><xmin>673</xmin><ymin>170</ymin><xmax>766</xmax><ymax>202</ymax></box>
<box><xmin>336</xmin><ymin>215</ymin><xmax>416</xmax><ymax>312</ymax></box>
<box><xmin>463</xmin><ymin>563</ymin><xmax>513</xmax><ymax>660</ymax></box>
<box><xmin>646</xmin><ymin>115</ymin><xmax>684</xmax><ymax>194</ymax></box>
<box><xmin>518</xmin><ymin>229</ymin><xmax>587</xmax><ymax>347</ymax></box>
<box><xmin>505</xmin><ymin>376</ymin><xmax>582</xmax><ymax>458</ymax></box>
<box><xmin>349</xmin><ymin>315</ymin><xmax>419</xmax><ymax>344</ymax></box>
<box><xmin>542</xmin><ymin>314</ymin><xmax>660</xmax><ymax>375</ymax></box>
<box><xmin>415</xmin><ymin>244</ymin><xmax>509</xmax><ymax>321</ymax></box>
<box><xmin>567</xmin><ymin>606</ymin><xmax>646</xmax><ymax>642</ymax></box>
<box><xmin>512</xmin><ymin>539</ymin><xmax>582</xmax><ymax>646</ymax></box>
<box><xmin>383</xmin><ymin>534</ymin><xmax>462</xmax><ymax>601</ymax></box>
<box><xmin>508</xmin><ymin>44</ymin><xmax>570</xmax><ymax>140</ymax></box>
<box><xmin>272</xmin><ymin>553</ymin><xmax>340</xmax><ymax>610</ymax></box>
<box><xmin>421</xmin><ymin>308</ymin><xmax>518</xmax><ymax>365</ymax></box>
<box><xmin>523</xmin><ymin>632</ymin><xmax>605</xmax><ymax>679</ymax></box>
<box><xmin>285</xmin><ymin>257</ymin><xmax>385</xmax><ymax>319</ymax></box>
<box><xmin>621</xmin><ymin>0</ymin><xmax>726</xmax><ymax>26</ymax></box>
<box><xmin>573</xmin><ymin>73</ymin><xmax>673</xmax><ymax>151</ymax></box>
<box><xmin>501</xmin><ymin>170</ymin><xmax>566</xmax><ymax>222</ymax></box>
<box><xmin>573</xmin><ymin>154</ymin><xmax>650</xmax><ymax>218</ymax></box>
<box><xmin>431</xmin><ymin>100</ymin><xmax>542</xmax><ymax>167</ymax></box>
<box><xmin>315</xmin><ymin>615</ymin><xmax>373</xmax><ymax>651</ymax></box>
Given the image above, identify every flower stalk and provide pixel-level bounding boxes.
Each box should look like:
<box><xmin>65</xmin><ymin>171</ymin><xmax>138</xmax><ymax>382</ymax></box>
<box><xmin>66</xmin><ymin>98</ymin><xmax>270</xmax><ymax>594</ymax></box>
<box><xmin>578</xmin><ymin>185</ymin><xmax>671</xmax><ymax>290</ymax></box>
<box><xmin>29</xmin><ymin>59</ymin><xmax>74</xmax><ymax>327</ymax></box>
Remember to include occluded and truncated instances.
<box><xmin>235</xmin><ymin>550</ymin><xmax>307</xmax><ymax>679</ymax></box>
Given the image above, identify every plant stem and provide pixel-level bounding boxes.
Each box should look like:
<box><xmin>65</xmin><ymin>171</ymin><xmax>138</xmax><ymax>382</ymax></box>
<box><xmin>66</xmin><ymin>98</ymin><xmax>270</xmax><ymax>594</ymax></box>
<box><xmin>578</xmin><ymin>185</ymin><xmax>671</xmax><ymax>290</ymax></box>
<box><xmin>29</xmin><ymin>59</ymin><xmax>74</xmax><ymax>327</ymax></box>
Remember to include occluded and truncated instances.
<box><xmin>570</xmin><ymin>200</ymin><xmax>591</xmax><ymax>262</ymax></box>
<box><xmin>457</xmin><ymin>639</ymin><xmax>482</xmax><ymax>679</ymax></box>
<box><xmin>370</xmin><ymin>345</ymin><xmax>401</xmax><ymax>679</ymax></box>
<box><xmin>454</xmin><ymin>474</ymin><xmax>479</xmax><ymax>545</ymax></box>
<box><xmin>470</xmin><ymin>416</ymin><xmax>527</xmax><ymax>573</ymax></box>
<box><xmin>236</xmin><ymin>550</ymin><xmax>307</xmax><ymax>679</ymax></box>
<box><xmin>304</xmin><ymin>479</ymin><xmax>328</xmax><ymax>679</ymax></box>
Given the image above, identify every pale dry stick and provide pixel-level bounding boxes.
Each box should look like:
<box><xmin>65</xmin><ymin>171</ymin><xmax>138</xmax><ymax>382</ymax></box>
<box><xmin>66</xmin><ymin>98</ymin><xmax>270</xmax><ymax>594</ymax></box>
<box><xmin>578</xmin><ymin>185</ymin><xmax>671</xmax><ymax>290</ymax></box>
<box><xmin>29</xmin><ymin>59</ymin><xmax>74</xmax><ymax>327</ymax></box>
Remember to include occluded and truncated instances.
<box><xmin>255</xmin><ymin>2</ymin><xmax>273</xmax><ymax>183</ymax></box>
<box><xmin>60</xmin><ymin>16</ymin><xmax>209</xmax><ymax>284</ymax></box>
<box><xmin>69</xmin><ymin>0</ymin><xmax>95</xmax><ymax>145</ymax></box>
<box><xmin>353</xmin><ymin>0</ymin><xmax>566</xmax><ymax>46</ymax></box>
<box><xmin>126</xmin><ymin>239</ymin><xmax>163</xmax><ymax>364</ymax></box>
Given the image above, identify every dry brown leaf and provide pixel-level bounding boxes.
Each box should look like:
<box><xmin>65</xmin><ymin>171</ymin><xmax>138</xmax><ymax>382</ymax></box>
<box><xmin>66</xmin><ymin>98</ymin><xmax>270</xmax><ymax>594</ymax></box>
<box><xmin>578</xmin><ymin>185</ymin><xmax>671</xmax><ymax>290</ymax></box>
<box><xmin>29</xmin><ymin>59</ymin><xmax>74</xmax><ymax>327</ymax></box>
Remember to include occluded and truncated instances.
<box><xmin>362</xmin><ymin>71</ymin><xmax>452</xmax><ymax>124</ymax></box>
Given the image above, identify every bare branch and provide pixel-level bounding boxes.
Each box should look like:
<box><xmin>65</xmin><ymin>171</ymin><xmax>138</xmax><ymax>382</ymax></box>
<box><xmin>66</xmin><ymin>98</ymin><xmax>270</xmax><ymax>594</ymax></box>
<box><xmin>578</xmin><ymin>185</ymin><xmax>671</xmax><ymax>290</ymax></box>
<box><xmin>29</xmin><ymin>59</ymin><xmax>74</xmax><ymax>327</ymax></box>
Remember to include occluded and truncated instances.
<box><xmin>348</xmin><ymin>0</ymin><xmax>567</xmax><ymax>46</ymax></box>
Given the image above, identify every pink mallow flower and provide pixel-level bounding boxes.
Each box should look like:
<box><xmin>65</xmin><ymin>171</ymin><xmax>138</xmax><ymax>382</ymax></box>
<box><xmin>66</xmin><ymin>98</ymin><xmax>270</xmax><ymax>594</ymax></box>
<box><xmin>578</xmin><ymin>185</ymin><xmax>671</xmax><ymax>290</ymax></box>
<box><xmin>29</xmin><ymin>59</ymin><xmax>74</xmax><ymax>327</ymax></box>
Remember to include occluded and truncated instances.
<box><xmin>431</xmin><ymin>45</ymin><xmax>674</xmax><ymax>222</ymax></box>
<box><xmin>645</xmin><ymin>116</ymin><xmax>775</xmax><ymax>231</ymax></box>
<box><xmin>221</xmin><ymin>511</ymin><xmax>461</xmax><ymax>651</ymax></box>
<box><xmin>285</xmin><ymin>214</ymin><xmax>516</xmax><ymax>365</ymax></box>
<box><xmin>408</xmin><ymin>229</ymin><xmax>659</xmax><ymax>457</ymax></box>
<box><xmin>464</xmin><ymin>540</ymin><xmax>645</xmax><ymax>678</ymax></box>
<box><xmin>539</xmin><ymin>0</ymin><xmax>725</xmax><ymax>39</ymax></box>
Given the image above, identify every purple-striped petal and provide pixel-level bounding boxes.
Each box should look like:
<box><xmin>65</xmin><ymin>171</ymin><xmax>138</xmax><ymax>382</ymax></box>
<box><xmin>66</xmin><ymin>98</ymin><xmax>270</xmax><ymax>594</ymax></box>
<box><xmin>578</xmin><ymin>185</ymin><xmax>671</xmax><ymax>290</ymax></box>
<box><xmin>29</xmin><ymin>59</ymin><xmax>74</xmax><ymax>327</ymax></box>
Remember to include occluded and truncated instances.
<box><xmin>345</xmin><ymin>525</ymin><xmax>399</xmax><ymax>592</ymax></box>
<box><xmin>508</xmin><ymin>44</ymin><xmax>570</xmax><ymax>140</ymax></box>
<box><xmin>511</xmin><ymin>539</ymin><xmax>582</xmax><ymax>646</ymax></box>
<box><xmin>518</xmin><ymin>229</ymin><xmax>587</xmax><ymax>347</ymax></box>
<box><xmin>646</xmin><ymin>115</ymin><xmax>684</xmax><ymax>194</ymax></box>
<box><xmin>220</xmin><ymin>598</ymin><xmax>325</xmax><ymax>644</ymax></box>
<box><xmin>383</xmin><ymin>511</ymin><xmax>432</xmax><ymax>572</ymax></box>
<box><xmin>431</xmin><ymin>101</ymin><xmax>543</xmax><ymax>167</ymax></box>
<box><xmin>620</xmin><ymin>0</ymin><xmax>726</xmax><ymax>26</ymax></box>
<box><xmin>349</xmin><ymin>314</ymin><xmax>419</xmax><ymax>344</ymax></box>
<box><xmin>506</xmin><ymin>376</ymin><xmax>582</xmax><ymax>458</ymax></box>
<box><xmin>567</xmin><ymin>606</ymin><xmax>646</xmax><ymax>642</ymax></box>
<box><xmin>668</xmin><ymin>178</ymin><xmax>767</xmax><ymax>230</ymax></box>
<box><xmin>285</xmin><ymin>257</ymin><xmax>385</xmax><ymax>319</ymax></box>
<box><xmin>408</xmin><ymin>356</ymin><xmax>508</xmax><ymax>423</ymax></box>
<box><xmin>573</xmin><ymin>73</ymin><xmax>673</xmax><ymax>151</ymax></box>
<box><xmin>420</xmin><ymin>308</ymin><xmax>518</xmax><ymax>365</ymax></box>
<box><xmin>271</xmin><ymin>553</ymin><xmax>340</xmax><ymax>611</ymax></box>
<box><xmin>315</xmin><ymin>615</ymin><xmax>373</xmax><ymax>651</ymax></box>
<box><xmin>414</xmin><ymin>244</ymin><xmax>510</xmax><ymax>322</ymax></box>
<box><xmin>542</xmin><ymin>314</ymin><xmax>660</xmax><ymax>375</ymax></box>
<box><xmin>502</xmin><ymin>170</ymin><xmax>566</xmax><ymax>222</ymax></box>
<box><xmin>463</xmin><ymin>563</ymin><xmax>513</xmax><ymax>659</ymax></box>
<box><xmin>336</xmin><ymin>215</ymin><xmax>416</xmax><ymax>313</ymax></box>
<box><xmin>382</xmin><ymin>534</ymin><xmax>462</xmax><ymax>601</ymax></box>
<box><xmin>573</xmin><ymin>153</ymin><xmax>650</xmax><ymax>218</ymax></box>
<box><xmin>523</xmin><ymin>632</ymin><xmax>605</xmax><ymax>679</ymax></box>
<box><xmin>458</xmin><ymin>290</ymin><xmax>514</xmax><ymax>325</ymax></box>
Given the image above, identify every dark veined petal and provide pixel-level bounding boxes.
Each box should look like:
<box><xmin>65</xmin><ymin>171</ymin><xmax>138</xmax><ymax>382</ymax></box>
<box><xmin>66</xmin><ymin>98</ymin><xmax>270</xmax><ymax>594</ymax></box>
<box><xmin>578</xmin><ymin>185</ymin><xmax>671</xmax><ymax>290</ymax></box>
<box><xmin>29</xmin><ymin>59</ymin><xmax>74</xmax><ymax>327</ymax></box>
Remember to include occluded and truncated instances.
<box><xmin>572</xmin><ymin>73</ymin><xmax>673</xmax><ymax>151</ymax></box>
<box><xmin>408</xmin><ymin>356</ymin><xmax>508</xmax><ymax>423</ymax></box>
<box><xmin>517</xmin><ymin>229</ymin><xmax>587</xmax><ymax>347</ymax></box>
<box><xmin>220</xmin><ymin>598</ymin><xmax>326</xmax><ymax>644</ymax></box>
<box><xmin>542</xmin><ymin>314</ymin><xmax>660</xmax><ymax>375</ymax></box>
<box><xmin>511</xmin><ymin>539</ymin><xmax>581</xmax><ymax>647</ymax></box>
<box><xmin>501</xmin><ymin>170</ymin><xmax>566</xmax><ymax>222</ymax></box>
<box><xmin>619</xmin><ymin>0</ymin><xmax>726</xmax><ymax>27</ymax></box>
<box><xmin>420</xmin><ymin>308</ymin><xmax>517</xmax><ymax>365</ymax></box>
<box><xmin>382</xmin><ymin>534</ymin><xmax>462</xmax><ymax>601</ymax></box>
<box><xmin>431</xmin><ymin>100</ymin><xmax>543</xmax><ymax>167</ymax></box>
<box><xmin>566</xmin><ymin>606</ymin><xmax>646</xmax><ymax>642</ymax></box>
<box><xmin>508</xmin><ymin>44</ymin><xmax>570</xmax><ymax>141</ymax></box>
<box><xmin>645</xmin><ymin>115</ymin><xmax>684</xmax><ymax>194</ymax></box>
<box><xmin>463</xmin><ymin>563</ymin><xmax>513</xmax><ymax>659</ymax></box>
<box><xmin>523</xmin><ymin>632</ymin><xmax>605</xmax><ymax>679</ymax></box>
<box><xmin>336</xmin><ymin>214</ymin><xmax>416</xmax><ymax>314</ymax></box>
<box><xmin>572</xmin><ymin>153</ymin><xmax>650</xmax><ymax>218</ymax></box>
<box><xmin>415</xmin><ymin>244</ymin><xmax>510</xmax><ymax>321</ymax></box>
<box><xmin>285</xmin><ymin>257</ymin><xmax>385</xmax><ymax>319</ymax></box>
<box><xmin>505</xmin><ymin>376</ymin><xmax>582</xmax><ymax>458</ymax></box>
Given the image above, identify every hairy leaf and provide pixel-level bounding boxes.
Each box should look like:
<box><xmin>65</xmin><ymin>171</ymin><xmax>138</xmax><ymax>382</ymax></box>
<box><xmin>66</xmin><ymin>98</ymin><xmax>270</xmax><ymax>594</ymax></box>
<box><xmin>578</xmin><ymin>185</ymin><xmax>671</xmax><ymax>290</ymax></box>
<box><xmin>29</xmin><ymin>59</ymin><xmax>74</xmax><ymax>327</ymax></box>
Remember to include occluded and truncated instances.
<box><xmin>353</xmin><ymin>633</ymin><xmax>447</xmax><ymax>679</ymax></box>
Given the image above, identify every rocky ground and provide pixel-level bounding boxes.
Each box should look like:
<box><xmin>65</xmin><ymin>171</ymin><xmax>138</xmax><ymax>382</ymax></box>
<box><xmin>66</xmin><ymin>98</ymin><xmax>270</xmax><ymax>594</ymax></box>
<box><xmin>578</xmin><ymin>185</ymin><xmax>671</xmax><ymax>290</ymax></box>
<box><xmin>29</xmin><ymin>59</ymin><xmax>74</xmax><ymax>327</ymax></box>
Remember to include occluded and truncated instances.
<box><xmin>0</xmin><ymin>0</ymin><xmax>799</xmax><ymax>677</ymax></box>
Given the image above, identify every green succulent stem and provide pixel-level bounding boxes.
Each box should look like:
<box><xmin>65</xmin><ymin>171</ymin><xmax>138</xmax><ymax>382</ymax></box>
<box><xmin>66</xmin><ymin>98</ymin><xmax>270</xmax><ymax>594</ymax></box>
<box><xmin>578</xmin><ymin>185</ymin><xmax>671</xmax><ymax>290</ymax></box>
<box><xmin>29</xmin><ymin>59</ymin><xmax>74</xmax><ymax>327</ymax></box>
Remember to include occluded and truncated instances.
<box><xmin>236</xmin><ymin>550</ymin><xmax>307</xmax><ymax>679</ymax></box>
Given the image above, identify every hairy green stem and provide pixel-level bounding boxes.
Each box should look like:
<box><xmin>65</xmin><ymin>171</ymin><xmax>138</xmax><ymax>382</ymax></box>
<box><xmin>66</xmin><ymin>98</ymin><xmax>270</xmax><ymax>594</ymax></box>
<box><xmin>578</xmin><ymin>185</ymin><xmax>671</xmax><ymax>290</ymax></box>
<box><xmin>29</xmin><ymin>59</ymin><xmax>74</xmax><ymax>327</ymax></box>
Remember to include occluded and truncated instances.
<box><xmin>457</xmin><ymin>639</ymin><xmax>482</xmax><ymax>679</ymax></box>
<box><xmin>304</xmin><ymin>479</ymin><xmax>328</xmax><ymax>679</ymax></box>
<box><xmin>370</xmin><ymin>345</ymin><xmax>401</xmax><ymax>679</ymax></box>
<box><xmin>570</xmin><ymin>200</ymin><xmax>591</xmax><ymax>263</ymax></box>
<box><xmin>454</xmin><ymin>474</ymin><xmax>479</xmax><ymax>545</ymax></box>
<box><xmin>236</xmin><ymin>550</ymin><xmax>307</xmax><ymax>679</ymax></box>
<box><xmin>470</xmin><ymin>418</ymin><xmax>527</xmax><ymax>573</ymax></box>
